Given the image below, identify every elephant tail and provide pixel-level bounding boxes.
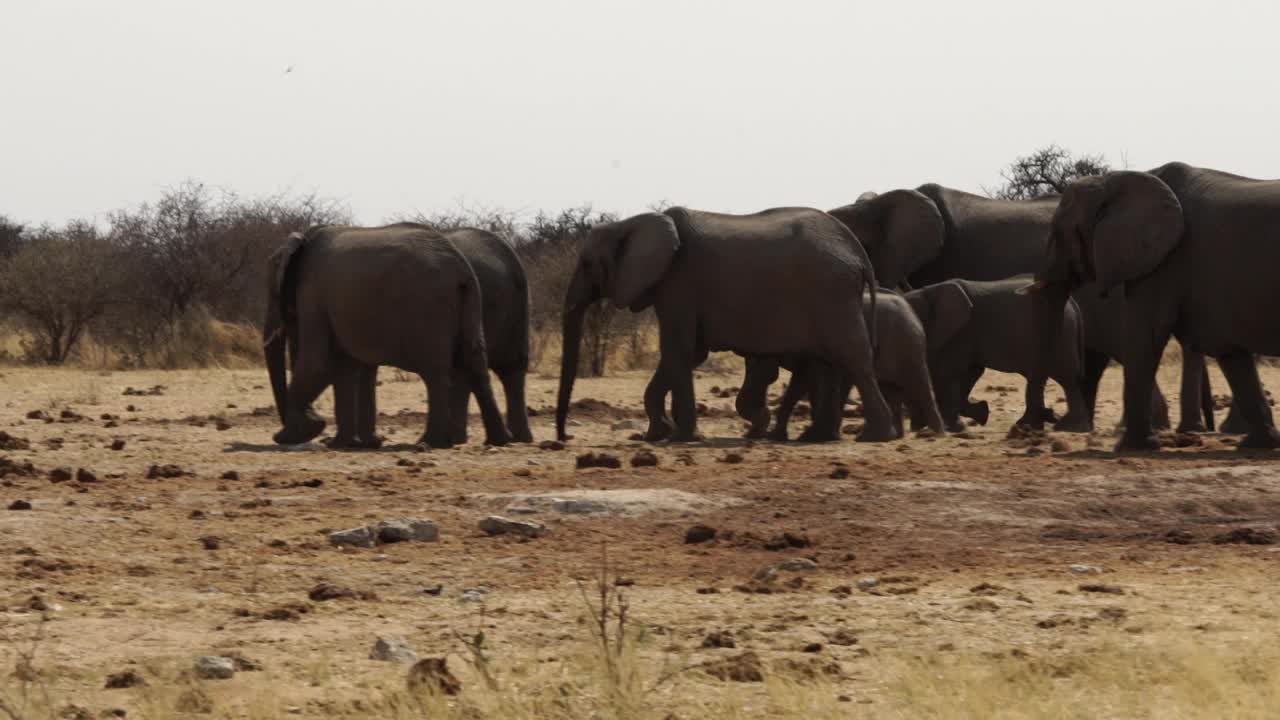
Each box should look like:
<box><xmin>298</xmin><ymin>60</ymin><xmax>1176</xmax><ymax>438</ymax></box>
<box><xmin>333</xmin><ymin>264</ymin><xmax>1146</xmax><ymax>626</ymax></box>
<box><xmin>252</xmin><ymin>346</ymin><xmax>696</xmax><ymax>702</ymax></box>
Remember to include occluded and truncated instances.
<box><xmin>264</xmin><ymin>231</ymin><xmax>309</xmax><ymax>427</ymax></box>
<box><xmin>457</xmin><ymin>270</ymin><xmax>490</xmax><ymax>376</ymax></box>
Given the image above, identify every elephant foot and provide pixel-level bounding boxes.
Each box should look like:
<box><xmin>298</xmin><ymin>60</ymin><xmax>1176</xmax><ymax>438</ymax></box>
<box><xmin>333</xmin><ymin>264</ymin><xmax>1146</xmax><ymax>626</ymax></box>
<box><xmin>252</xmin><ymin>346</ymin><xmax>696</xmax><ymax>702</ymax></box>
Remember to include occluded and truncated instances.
<box><xmin>1219</xmin><ymin>410</ymin><xmax>1250</xmax><ymax>435</ymax></box>
<box><xmin>966</xmin><ymin>401</ymin><xmax>990</xmax><ymax>426</ymax></box>
<box><xmin>797</xmin><ymin>425</ymin><xmax>838</xmax><ymax>443</ymax></box>
<box><xmin>1014</xmin><ymin>413</ymin><xmax>1046</xmax><ymax>431</ymax></box>
<box><xmin>417</xmin><ymin>431</ymin><xmax>455</xmax><ymax>450</ymax></box>
<box><xmin>508</xmin><ymin>425</ymin><xmax>534</xmax><ymax>444</ymax></box>
<box><xmin>943</xmin><ymin>418</ymin><xmax>966</xmax><ymax>433</ymax></box>
<box><xmin>484</xmin><ymin>429</ymin><xmax>512</xmax><ymax>447</ymax></box>
<box><xmin>643</xmin><ymin>419</ymin><xmax>674</xmax><ymax>443</ymax></box>
<box><xmin>274</xmin><ymin>416</ymin><xmax>326</xmax><ymax>446</ymax></box>
<box><xmin>856</xmin><ymin>422</ymin><xmax>897</xmax><ymax>443</ymax></box>
<box><xmin>766</xmin><ymin>427</ymin><xmax>790</xmax><ymax>443</ymax></box>
<box><xmin>1053</xmin><ymin>414</ymin><xmax>1093</xmax><ymax>434</ymax></box>
<box><xmin>744</xmin><ymin>425</ymin><xmax>770</xmax><ymax>440</ymax></box>
<box><xmin>324</xmin><ymin>434</ymin><xmax>361</xmax><ymax>450</ymax></box>
<box><xmin>1176</xmin><ymin>421</ymin><xmax>1208</xmax><ymax>434</ymax></box>
<box><xmin>1114</xmin><ymin>431</ymin><xmax>1160</xmax><ymax>452</ymax></box>
<box><xmin>1150</xmin><ymin>414</ymin><xmax>1172</xmax><ymax>431</ymax></box>
<box><xmin>1237</xmin><ymin>427</ymin><xmax>1280</xmax><ymax>450</ymax></box>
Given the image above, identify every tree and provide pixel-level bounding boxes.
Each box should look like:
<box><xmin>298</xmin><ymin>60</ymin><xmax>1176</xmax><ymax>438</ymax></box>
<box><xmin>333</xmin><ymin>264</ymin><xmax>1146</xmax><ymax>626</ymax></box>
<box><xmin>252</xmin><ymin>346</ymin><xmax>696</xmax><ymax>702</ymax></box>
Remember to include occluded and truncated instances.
<box><xmin>0</xmin><ymin>215</ymin><xmax>24</xmax><ymax>258</ymax></box>
<box><xmin>987</xmin><ymin>145</ymin><xmax>1111</xmax><ymax>200</ymax></box>
<box><xmin>0</xmin><ymin>222</ymin><xmax>121</xmax><ymax>364</ymax></box>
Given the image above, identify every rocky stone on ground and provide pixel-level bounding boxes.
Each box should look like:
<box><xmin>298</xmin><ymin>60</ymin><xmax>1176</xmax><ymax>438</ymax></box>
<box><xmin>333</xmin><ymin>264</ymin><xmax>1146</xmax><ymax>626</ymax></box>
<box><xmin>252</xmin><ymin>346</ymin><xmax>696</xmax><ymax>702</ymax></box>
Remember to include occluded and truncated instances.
<box><xmin>328</xmin><ymin>526</ymin><xmax>376</xmax><ymax>548</ymax></box>
<box><xmin>479</xmin><ymin>515</ymin><xmax>546</xmax><ymax>538</ymax></box>
<box><xmin>685</xmin><ymin>524</ymin><xmax>717</xmax><ymax>544</ymax></box>
<box><xmin>194</xmin><ymin>656</ymin><xmax>236</xmax><ymax>680</ymax></box>
<box><xmin>370</xmin><ymin>635</ymin><xmax>419</xmax><ymax>664</ymax></box>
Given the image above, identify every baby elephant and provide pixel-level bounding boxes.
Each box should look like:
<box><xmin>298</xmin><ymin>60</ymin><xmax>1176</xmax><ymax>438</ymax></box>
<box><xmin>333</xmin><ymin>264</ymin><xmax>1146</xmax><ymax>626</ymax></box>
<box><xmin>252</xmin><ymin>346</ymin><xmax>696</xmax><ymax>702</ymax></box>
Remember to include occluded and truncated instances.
<box><xmin>737</xmin><ymin>290</ymin><xmax>946</xmax><ymax>440</ymax></box>
<box><xmin>905</xmin><ymin>277</ymin><xmax>1090</xmax><ymax>433</ymax></box>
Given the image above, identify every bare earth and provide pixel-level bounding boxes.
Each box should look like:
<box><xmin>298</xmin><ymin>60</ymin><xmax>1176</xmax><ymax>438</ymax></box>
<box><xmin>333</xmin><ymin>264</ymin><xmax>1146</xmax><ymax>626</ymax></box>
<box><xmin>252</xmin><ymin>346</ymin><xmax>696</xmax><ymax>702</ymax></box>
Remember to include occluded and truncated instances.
<box><xmin>1</xmin><ymin>361</ymin><xmax>1278</xmax><ymax>717</ymax></box>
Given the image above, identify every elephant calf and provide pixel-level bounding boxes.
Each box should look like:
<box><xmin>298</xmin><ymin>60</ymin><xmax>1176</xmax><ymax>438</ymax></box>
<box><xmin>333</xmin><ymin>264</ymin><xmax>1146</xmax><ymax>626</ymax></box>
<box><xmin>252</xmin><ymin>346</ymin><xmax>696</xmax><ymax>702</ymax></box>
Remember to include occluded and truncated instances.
<box><xmin>736</xmin><ymin>290</ymin><xmax>946</xmax><ymax>440</ymax></box>
<box><xmin>263</xmin><ymin>224</ymin><xmax>510</xmax><ymax>449</ymax></box>
<box><xmin>906</xmin><ymin>277</ymin><xmax>1090</xmax><ymax>433</ymax></box>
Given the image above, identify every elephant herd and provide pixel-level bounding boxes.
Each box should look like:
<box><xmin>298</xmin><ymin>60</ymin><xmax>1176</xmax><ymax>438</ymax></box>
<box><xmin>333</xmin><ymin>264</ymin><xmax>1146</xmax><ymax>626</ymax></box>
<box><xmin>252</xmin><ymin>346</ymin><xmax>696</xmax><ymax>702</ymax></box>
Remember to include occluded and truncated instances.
<box><xmin>264</xmin><ymin>161</ymin><xmax>1280</xmax><ymax>454</ymax></box>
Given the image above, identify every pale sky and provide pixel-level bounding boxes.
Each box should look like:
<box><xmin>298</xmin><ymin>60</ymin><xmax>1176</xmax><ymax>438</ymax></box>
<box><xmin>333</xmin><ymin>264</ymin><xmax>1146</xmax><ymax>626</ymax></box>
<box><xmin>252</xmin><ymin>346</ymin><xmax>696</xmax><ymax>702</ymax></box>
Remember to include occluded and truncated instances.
<box><xmin>6</xmin><ymin>0</ymin><xmax>1280</xmax><ymax>226</ymax></box>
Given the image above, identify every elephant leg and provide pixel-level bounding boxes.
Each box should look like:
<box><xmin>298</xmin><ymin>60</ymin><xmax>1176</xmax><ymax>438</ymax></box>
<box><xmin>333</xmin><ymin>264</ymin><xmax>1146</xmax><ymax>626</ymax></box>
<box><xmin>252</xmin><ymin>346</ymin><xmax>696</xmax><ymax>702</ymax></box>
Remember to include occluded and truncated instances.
<box><xmin>656</xmin><ymin>321</ymin><xmax>701</xmax><ymax>442</ymax></box>
<box><xmin>1081</xmin><ymin>350</ymin><xmax>1108</xmax><ymax>420</ymax></box>
<box><xmin>1201</xmin><ymin>361</ymin><xmax>1218</xmax><ymax>432</ymax></box>
<box><xmin>354</xmin><ymin>364</ymin><xmax>383</xmax><ymax>449</ymax></box>
<box><xmin>832</xmin><ymin>320</ymin><xmax>895</xmax><ymax>443</ymax></box>
<box><xmin>1051</xmin><ymin>372</ymin><xmax>1093</xmax><ymax>433</ymax></box>
<box><xmin>497</xmin><ymin>366</ymin><xmax>534</xmax><ymax>443</ymax></box>
<box><xmin>798</xmin><ymin>364</ymin><xmax>845</xmax><ymax>443</ymax></box>
<box><xmin>1116</xmin><ymin>333</ymin><xmax>1170</xmax><ymax>452</ymax></box>
<box><xmin>464</xmin><ymin>364</ymin><xmax>510</xmax><ymax>447</ymax></box>
<box><xmin>1217</xmin><ymin>353</ymin><xmax>1280</xmax><ymax>449</ymax></box>
<box><xmin>954</xmin><ymin>366</ymin><xmax>987</xmax><ymax>426</ymax></box>
<box><xmin>1220</xmin><ymin>403</ymin><xmax>1250</xmax><ymax>435</ymax></box>
<box><xmin>1149</xmin><ymin>382</ymin><xmax>1171</xmax><ymax>430</ymax></box>
<box><xmin>1015</xmin><ymin>371</ymin><xmax>1049</xmax><ymax>430</ymax></box>
<box><xmin>447</xmin><ymin>375</ymin><xmax>473</xmax><ymax>445</ymax></box>
<box><xmin>326</xmin><ymin>354</ymin><xmax>361</xmax><ymax>449</ymax></box>
<box><xmin>738</xmin><ymin>356</ymin><xmax>779</xmax><ymax>439</ymax></box>
<box><xmin>419</xmin><ymin>369</ymin><xmax>455</xmax><ymax>449</ymax></box>
<box><xmin>769</xmin><ymin>363</ymin><xmax>809</xmax><ymax>442</ymax></box>
<box><xmin>882</xmin><ymin>385</ymin><xmax>906</xmax><ymax>439</ymax></box>
<box><xmin>642</xmin><ymin>370</ymin><xmax>674</xmax><ymax>441</ymax></box>
<box><xmin>903</xmin><ymin>361</ymin><xmax>945</xmax><ymax>434</ymax></box>
<box><xmin>273</xmin><ymin>318</ymin><xmax>330</xmax><ymax>446</ymax></box>
<box><xmin>1176</xmin><ymin>349</ymin><xmax>1208</xmax><ymax>433</ymax></box>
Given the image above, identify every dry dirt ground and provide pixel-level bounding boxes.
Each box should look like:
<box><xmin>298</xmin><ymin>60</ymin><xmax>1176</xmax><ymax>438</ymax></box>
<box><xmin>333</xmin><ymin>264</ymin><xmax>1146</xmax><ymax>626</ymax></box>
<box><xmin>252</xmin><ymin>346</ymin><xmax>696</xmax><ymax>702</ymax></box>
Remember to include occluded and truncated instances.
<box><xmin>1</xmin><ymin>361</ymin><xmax>1278</xmax><ymax>718</ymax></box>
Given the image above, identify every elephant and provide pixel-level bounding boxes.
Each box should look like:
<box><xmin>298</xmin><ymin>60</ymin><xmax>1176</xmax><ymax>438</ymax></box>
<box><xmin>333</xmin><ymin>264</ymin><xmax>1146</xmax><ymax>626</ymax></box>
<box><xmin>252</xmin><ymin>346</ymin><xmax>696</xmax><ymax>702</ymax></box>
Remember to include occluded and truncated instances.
<box><xmin>321</xmin><ymin>225</ymin><xmax>534</xmax><ymax>447</ymax></box>
<box><xmin>735</xmin><ymin>290</ymin><xmax>946</xmax><ymax>440</ymax></box>
<box><xmin>555</xmin><ymin>207</ymin><xmax>896</xmax><ymax>443</ymax></box>
<box><xmin>262</xmin><ymin>224</ymin><xmax>511</xmax><ymax>449</ymax></box>
<box><xmin>1024</xmin><ymin>162</ymin><xmax>1280</xmax><ymax>451</ymax></box>
<box><xmin>906</xmin><ymin>277</ymin><xmax>1090</xmax><ymax>433</ymax></box>
<box><xmin>829</xmin><ymin>185</ymin><xmax>1217</xmax><ymax>432</ymax></box>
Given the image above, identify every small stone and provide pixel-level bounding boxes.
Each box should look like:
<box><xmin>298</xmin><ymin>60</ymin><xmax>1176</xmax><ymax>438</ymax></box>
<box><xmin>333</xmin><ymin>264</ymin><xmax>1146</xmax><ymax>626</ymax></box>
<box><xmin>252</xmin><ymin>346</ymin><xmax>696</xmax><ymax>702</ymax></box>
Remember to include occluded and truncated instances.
<box><xmin>109</xmin><ymin>440</ymin><xmax>126</xmax><ymax>451</ymax></box>
<box><xmin>856</xmin><ymin>577</ymin><xmax>878</xmax><ymax>590</ymax></box>
<box><xmin>685</xmin><ymin>524</ymin><xmax>717</xmax><ymax>544</ymax></box>
<box><xmin>194</xmin><ymin>656</ymin><xmax>236</xmax><ymax>680</ymax></box>
<box><xmin>420</xmin><ymin>584</ymin><xmax>444</xmax><ymax>596</ymax></box>
<box><xmin>478</xmin><ymin>515</ymin><xmax>545</xmax><ymax>538</ymax></box>
<box><xmin>1078</xmin><ymin>583</ymin><xmax>1124</xmax><ymax>595</ymax></box>
<box><xmin>329</xmin><ymin>526</ymin><xmax>376</xmax><ymax>548</ymax></box>
<box><xmin>802</xmin><ymin>643</ymin><xmax>823</xmax><ymax>653</ymax></box>
<box><xmin>199</xmin><ymin>536</ymin><xmax>221</xmax><ymax>551</ymax></box>
<box><xmin>49</xmin><ymin>467</ymin><xmax>73</xmax><ymax>483</ymax></box>
<box><xmin>220</xmin><ymin>470</ymin><xmax>240</xmax><ymax>481</ymax></box>
<box><xmin>8</xmin><ymin>499</ymin><xmax>32</xmax><ymax>511</ymax></box>
<box><xmin>1069</xmin><ymin>564</ymin><xmax>1101</xmax><ymax>575</ymax></box>
<box><xmin>551</xmin><ymin>499</ymin><xmax>608</xmax><ymax>514</ymax></box>
<box><xmin>370</xmin><ymin>636</ymin><xmax>419</xmax><ymax>664</ymax></box>
<box><xmin>75</xmin><ymin>468</ymin><xmax>98</xmax><ymax>483</ymax></box>
<box><xmin>460</xmin><ymin>588</ymin><xmax>488</xmax><ymax>603</ymax></box>
<box><xmin>778</xmin><ymin>558</ymin><xmax>818</xmax><ymax>571</ymax></box>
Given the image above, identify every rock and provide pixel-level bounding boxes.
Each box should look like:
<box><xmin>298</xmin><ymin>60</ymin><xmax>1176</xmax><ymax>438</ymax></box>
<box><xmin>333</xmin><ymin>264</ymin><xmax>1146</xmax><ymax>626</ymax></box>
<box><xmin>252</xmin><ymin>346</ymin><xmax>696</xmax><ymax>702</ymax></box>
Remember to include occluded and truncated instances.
<box><xmin>329</xmin><ymin>526</ymin><xmax>376</xmax><ymax>548</ymax></box>
<box><xmin>460</xmin><ymin>587</ymin><xmax>488</xmax><ymax>603</ymax></box>
<box><xmin>611</xmin><ymin>419</ymin><xmax>639</xmax><ymax>431</ymax></box>
<box><xmin>420</xmin><ymin>584</ymin><xmax>444</xmax><ymax>596</ymax></box>
<box><xmin>1069</xmin><ymin>564</ymin><xmax>1101</xmax><ymax>575</ymax></box>
<box><xmin>76</xmin><ymin>468</ymin><xmax>98</xmax><ymax>484</ymax></box>
<box><xmin>506</xmin><ymin>506</ymin><xmax>538</xmax><ymax>515</ymax></box>
<box><xmin>856</xmin><ymin>577</ymin><xmax>878</xmax><ymax>590</ymax></box>
<box><xmin>1211</xmin><ymin>527</ymin><xmax>1277</xmax><ymax>545</ymax></box>
<box><xmin>778</xmin><ymin>558</ymin><xmax>818</xmax><ymax>571</ymax></box>
<box><xmin>478</xmin><ymin>515</ymin><xmax>545</xmax><ymax>538</ymax></box>
<box><xmin>0</xmin><ymin>432</ymin><xmax>31</xmax><ymax>450</ymax></box>
<box><xmin>49</xmin><ymin>467</ymin><xmax>73</xmax><ymax>483</ymax></box>
<box><xmin>25</xmin><ymin>410</ymin><xmax>50</xmax><ymax>421</ymax></box>
<box><xmin>539</xmin><ymin>440</ymin><xmax>565</xmax><ymax>451</ymax></box>
<box><xmin>551</xmin><ymin>499</ymin><xmax>608</xmax><ymax>514</ymax></box>
<box><xmin>370</xmin><ymin>636</ymin><xmax>419</xmax><ymax>664</ymax></box>
<box><xmin>0</xmin><ymin>457</ymin><xmax>37</xmax><ymax>478</ymax></box>
<box><xmin>199</xmin><ymin>536</ymin><xmax>221</xmax><ymax>551</ymax></box>
<box><xmin>8</xmin><ymin>499</ymin><xmax>32</xmax><ymax>511</ymax></box>
<box><xmin>220</xmin><ymin>470</ymin><xmax>240</xmax><ymax>481</ymax></box>
<box><xmin>374</xmin><ymin>518</ymin><xmax>439</xmax><ymax>544</ymax></box>
<box><xmin>701</xmin><ymin>651</ymin><xmax>765</xmax><ymax>683</ymax></box>
<box><xmin>575</xmin><ymin>452</ymin><xmax>621</xmax><ymax>469</ymax></box>
<box><xmin>109</xmin><ymin>440</ymin><xmax>126</xmax><ymax>451</ymax></box>
<box><xmin>147</xmin><ymin>464</ymin><xmax>191</xmax><ymax>479</ymax></box>
<box><xmin>406</xmin><ymin>657</ymin><xmax>462</xmax><ymax>696</ymax></box>
<box><xmin>685</xmin><ymin>524</ymin><xmax>717</xmax><ymax>544</ymax></box>
<box><xmin>194</xmin><ymin>656</ymin><xmax>236</xmax><ymax>680</ymax></box>
<box><xmin>802</xmin><ymin>643</ymin><xmax>823</xmax><ymax>653</ymax></box>
<box><xmin>630</xmin><ymin>450</ymin><xmax>659</xmax><ymax>467</ymax></box>
<box><xmin>104</xmin><ymin>669</ymin><xmax>146</xmax><ymax>689</ymax></box>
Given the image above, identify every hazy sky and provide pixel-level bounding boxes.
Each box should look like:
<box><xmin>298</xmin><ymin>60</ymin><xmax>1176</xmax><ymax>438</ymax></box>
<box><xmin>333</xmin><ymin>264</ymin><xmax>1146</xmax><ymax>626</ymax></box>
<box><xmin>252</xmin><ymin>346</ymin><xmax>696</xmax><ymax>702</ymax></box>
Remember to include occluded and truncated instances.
<box><xmin>6</xmin><ymin>0</ymin><xmax>1280</xmax><ymax>226</ymax></box>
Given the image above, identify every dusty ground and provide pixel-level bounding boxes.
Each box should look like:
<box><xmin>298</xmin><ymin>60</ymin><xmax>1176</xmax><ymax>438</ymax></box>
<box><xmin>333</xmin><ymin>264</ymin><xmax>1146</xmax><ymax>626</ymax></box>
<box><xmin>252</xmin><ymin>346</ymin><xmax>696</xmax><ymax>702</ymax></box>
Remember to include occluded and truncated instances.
<box><xmin>0</xmin><ymin>360</ymin><xmax>1278</xmax><ymax>718</ymax></box>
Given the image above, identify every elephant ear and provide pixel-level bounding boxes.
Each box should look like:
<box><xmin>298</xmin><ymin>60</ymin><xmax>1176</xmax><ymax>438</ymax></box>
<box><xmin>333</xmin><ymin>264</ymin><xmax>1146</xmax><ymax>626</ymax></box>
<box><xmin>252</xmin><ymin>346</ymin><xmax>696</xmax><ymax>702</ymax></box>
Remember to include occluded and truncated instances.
<box><xmin>1090</xmin><ymin>172</ymin><xmax>1184</xmax><ymax>292</ymax></box>
<box><xmin>273</xmin><ymin>231</ymin><xmax>308</xmax><ymax>303</ymax></box>
<box><xmin>923</xmin><ymin>280</ymin><xmax>973</xmax><ymax>352</ymax></box>
<box><xmin>879</xmin><ymin>189</ymin><xmax>944</xmax><ymax>286</ymax></box>
<box><xmin>609</xmin><ymin>213</ymin><xmax>680</xmax><ymax>310</ymax></box>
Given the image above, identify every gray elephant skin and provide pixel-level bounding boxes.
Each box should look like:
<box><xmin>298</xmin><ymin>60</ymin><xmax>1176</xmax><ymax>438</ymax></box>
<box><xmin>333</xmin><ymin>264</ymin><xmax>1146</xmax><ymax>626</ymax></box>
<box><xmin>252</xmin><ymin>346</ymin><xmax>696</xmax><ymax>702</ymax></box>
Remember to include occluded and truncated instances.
<box><xmin>1027</xmin><ymin>162</ymin><xmax>1280</xmax><ymax>451</ymax></box>
<box><xmin>830</xmin><ymin>185</ymin><xmax>1217</xmax><ymax>432</ymax></box>
<box><xmin>262</xmin><ymin>224</ymin><xmax>510</xmax><ymax>449</ymax></box>
<box><xmin>737</xmin><ymin>290</ymin><xmax>946</xmax><ymax>440</ymax></box>
<box><xmin>907</xmin><ymin>278</ymin><xmax>1089</xmax><ymax>433</ymax></box>
<box><xmin>555</xmin><ymin>207</ymin><xmax>896</xmax><ymax>444</ymax></box>
<box><xmin>322</xmin><ymin>225</ymin><xmax>535</xmax><ymax>447</ymax></box>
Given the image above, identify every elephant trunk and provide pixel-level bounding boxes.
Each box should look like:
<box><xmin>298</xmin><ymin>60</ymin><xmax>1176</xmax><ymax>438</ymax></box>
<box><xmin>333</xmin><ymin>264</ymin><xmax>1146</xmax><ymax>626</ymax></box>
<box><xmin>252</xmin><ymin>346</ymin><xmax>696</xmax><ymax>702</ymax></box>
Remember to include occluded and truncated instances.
<box><xmin>555</xmin><ymin>265</ymin><xmax>595</xmax><ymax>441</ymax></box>
<box><xmin>263</xmin><ymin>291</ymin><xmax>289</xmax><ymax>427</ymax></box>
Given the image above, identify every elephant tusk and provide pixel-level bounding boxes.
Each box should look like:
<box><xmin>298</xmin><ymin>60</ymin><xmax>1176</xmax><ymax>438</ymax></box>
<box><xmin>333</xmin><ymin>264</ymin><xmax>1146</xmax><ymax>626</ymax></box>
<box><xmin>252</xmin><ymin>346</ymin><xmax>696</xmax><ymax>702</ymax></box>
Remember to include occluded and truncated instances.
<box><xmin>262</xmin><ymin>327</ymin><xmax>284</xmax><ymax>348</ymax></box>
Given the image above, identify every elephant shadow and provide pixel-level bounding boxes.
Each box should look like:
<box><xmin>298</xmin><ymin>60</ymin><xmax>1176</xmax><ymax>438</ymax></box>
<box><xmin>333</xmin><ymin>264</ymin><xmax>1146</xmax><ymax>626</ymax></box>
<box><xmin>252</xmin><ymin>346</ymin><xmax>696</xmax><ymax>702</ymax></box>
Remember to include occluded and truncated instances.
<box><xmin>1056</xmin><ymin>447</ymin><xmax>1270</xmax><ymax>462</ymax></box>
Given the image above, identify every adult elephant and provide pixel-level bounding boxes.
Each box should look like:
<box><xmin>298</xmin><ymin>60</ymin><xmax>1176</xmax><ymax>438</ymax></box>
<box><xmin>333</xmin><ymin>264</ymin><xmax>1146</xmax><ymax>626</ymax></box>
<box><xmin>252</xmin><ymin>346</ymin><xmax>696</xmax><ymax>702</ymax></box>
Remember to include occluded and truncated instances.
<box><xmin>555</xmin><ymin>207</ymin><xmax>895</xmax><ymax>443</ymax></box>
<box><xmin>829</xmin><ymin>185</ymin><xmax>1217</xmax><ymax>432</ymax></box>
<box><xmin>1025</xmin><ymin>162</ymin><xmax>1280</xmax><ymax>450</ymax></box>
<box><xmin>262</xmin><ymin>224</ymin><xmax>510</xmax><ymax>449</ymax></box>
<box><xmin>321</xmin><ymin>225</ymin><xmax>535</xmax><ymax>446</ymax></box>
